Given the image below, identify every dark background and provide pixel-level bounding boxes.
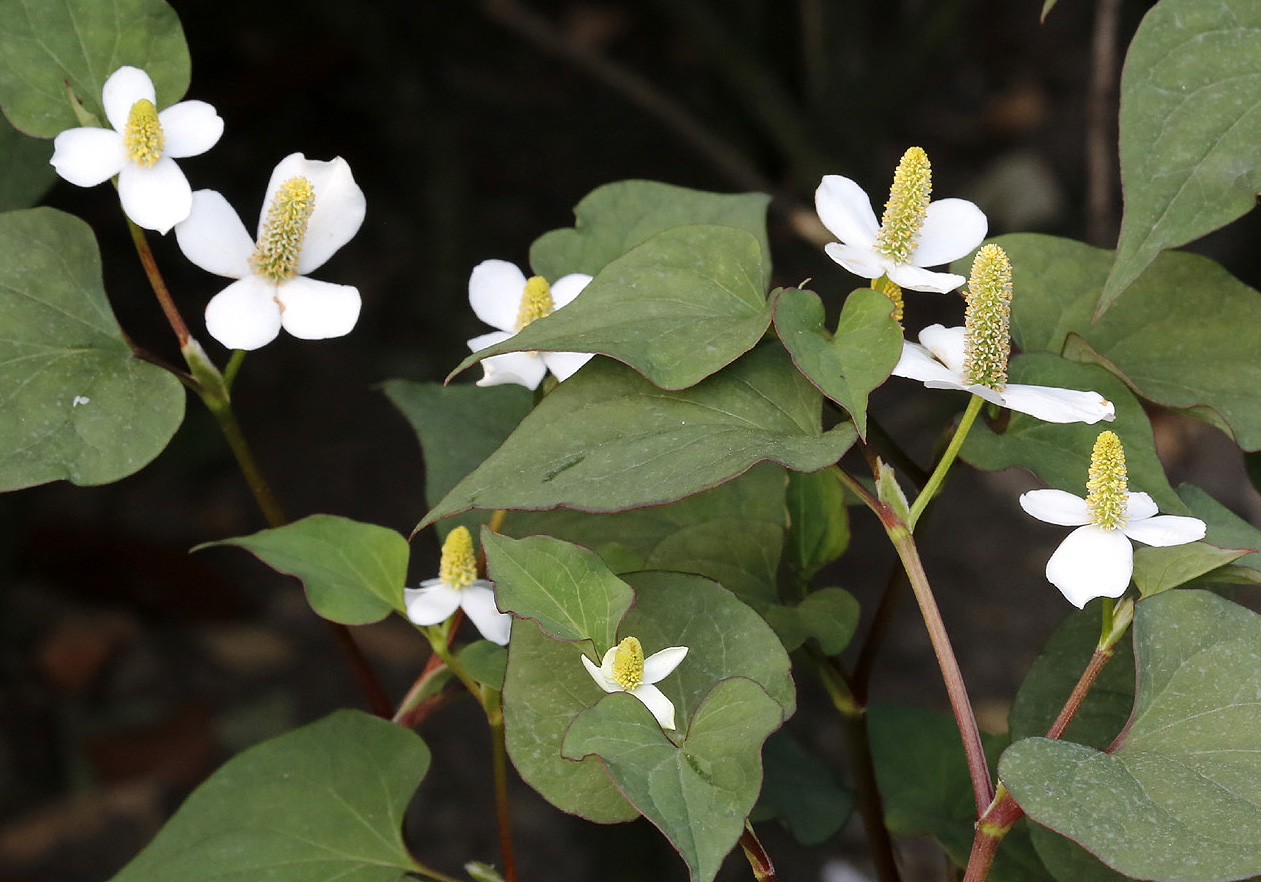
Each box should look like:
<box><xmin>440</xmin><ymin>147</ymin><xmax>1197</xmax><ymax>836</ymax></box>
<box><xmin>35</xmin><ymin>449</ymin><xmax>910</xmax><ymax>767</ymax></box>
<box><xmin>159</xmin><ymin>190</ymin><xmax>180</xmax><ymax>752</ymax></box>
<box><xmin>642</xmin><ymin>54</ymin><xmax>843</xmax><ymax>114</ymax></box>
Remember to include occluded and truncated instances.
<box><xmin>3</xmin><ymin>1</ymin><xmax>1260</xmax><ymax>880</ymax></box>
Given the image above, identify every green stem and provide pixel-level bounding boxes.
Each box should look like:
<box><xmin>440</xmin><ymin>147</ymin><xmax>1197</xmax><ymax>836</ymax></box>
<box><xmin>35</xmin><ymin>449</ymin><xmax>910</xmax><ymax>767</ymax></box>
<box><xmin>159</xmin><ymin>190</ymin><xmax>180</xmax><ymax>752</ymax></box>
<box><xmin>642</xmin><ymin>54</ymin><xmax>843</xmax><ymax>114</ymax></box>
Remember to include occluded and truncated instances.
<box><xmin>408</xmin><ymin>862</ymin><xmax>469</xmax><ymax>882</ymax></box>
<box><xmin>908</xmin><ymin>394</ymin><xmax>984</xmax><ymax>530</ymax></box>
<box><xmin>485</xmin><ymin>690</ymin><xmax>519</xmax><ymax>882</ymax></box>
<box><xmin>126</xmin><ymin>218</ymin><xmax>191</xmax><ymax>346</ymax></box>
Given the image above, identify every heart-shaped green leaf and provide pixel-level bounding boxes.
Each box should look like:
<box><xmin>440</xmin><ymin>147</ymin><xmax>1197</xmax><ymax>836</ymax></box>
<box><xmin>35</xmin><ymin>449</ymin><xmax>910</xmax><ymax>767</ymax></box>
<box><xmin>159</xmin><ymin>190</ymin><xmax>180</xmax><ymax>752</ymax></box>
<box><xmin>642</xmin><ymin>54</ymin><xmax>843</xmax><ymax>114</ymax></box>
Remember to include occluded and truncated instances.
<box><xmin>1001</xmin><ymin>590</ymin><xmax>1261</xmax><ymax>882</ymax></box>
<box><xmin>1102</xmin><ymin>0</ymin><xmax>1261</xmax><ymax>311</ymax></box>
<box><xmin>420</xmin><ymin>344</ymin><xmax>854</xmax><ymax>527</ymax></box>
<box><xmin>201</xmin><ymin>515</ymin><xmax>409</xmax><ymax>625</ymax></box>
<box><xmin>773</xmin><ymin>286</ymin><xmax>903</xmax><ymax>438</ymax></box>
<box><xmin>0</xmin><ymin>208</ymin><xmax>184</xmax><ymax>491</ymax></box>
<box><xmin>0</xmin><ymin>0</ymin><xmax>190</xmax><ymax>137</ymax></box>
<box><xmin>108</xmin><ymin>710</ymin><xmax>427</xmax><ymax>882</ymax></box>
<box><xmin>1133</xmin><ymin>542</ymin><xmax>1253</xmax><ymax>598</ymax></box>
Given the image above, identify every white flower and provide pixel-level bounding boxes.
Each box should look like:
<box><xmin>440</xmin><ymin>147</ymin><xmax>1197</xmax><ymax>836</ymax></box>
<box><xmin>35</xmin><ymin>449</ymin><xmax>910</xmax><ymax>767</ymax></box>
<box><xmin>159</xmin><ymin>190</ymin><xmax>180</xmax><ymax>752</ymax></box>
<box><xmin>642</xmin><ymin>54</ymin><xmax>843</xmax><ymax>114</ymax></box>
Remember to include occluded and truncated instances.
<box><xmin>403</xmin><ymin>527</ymin><xmax>511</xmax><ymax>646</ymax></box>
<box><xmin>175</xmin><ymin>153</ymin><xmax>366</xmax><ymax>350</ymax></box>
<box><xmin>50</xmin><ymin>66</ymin><xmax>224</xmax><ymax>234</ymax></box>
<box><xmin>893</xmin><ymin>325</ymin><xmax>1116</xmax><ymax>424</ymax></box>
<box><xmin>815</xmin><ymin>146</ymin><xmax>987</xmax><ymax>293</ymax></box>
<box><xmin>582</xmin><ymin>636</ymin><xmax>688</xmax><ymax>730</ymax></box>
<box><xmin>1020</xmin><ymin>431</ymin><xmax>1206</xmax><ymax>608</ymax></box>
<box><xmin>467</xmin><ymin>260</ymin><xmax>593</xmax><ymax>389</ymax></box>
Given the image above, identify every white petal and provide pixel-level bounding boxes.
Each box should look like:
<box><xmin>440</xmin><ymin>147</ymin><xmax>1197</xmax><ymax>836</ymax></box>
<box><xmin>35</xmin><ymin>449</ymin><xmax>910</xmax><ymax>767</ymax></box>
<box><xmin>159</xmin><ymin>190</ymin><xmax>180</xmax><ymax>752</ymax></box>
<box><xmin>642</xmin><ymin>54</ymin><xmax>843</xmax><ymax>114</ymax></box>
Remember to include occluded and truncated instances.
<box><xmin>582</xmin><ymin>653</ymin><xmax>619</xmax><ymax>693</ymax></box>
<box><xmin>1123</xmin><ymin>515</ymin><xmax>1207</xmax><ymax>548</ymax></box>
<box><xmin>643</xmin><ymin>646</ymin><xmax>688</xmax><ymax>684</ymax></box>
<box><xmin>204</xmin><ymin>276</ymin><xmax>282</xmax><ymax>350</ymax></box>
<box><xmin>911</xmin><ymin>198</ymin><xmax>988</xmax><ymax>268</ymax></box>
<box><xmin>1020</xmin><ymin>489</ymin><xmax>1091</xmax><ymax>526</ymax></box>
<box><xmin>158</xmin><ymin>101</ymin><xmax>224</xmax><ymax>158</ymax></box>
<box><xmin>276</xmin><ymin>276</ymin><xmax>361</xmax><ymax>340</ymax></box>
<box><xmin>298</xmin><ymin>158</ymin><xmax>366</xmax><ymax>274</ymax></box>
<box><xmin>102</xmin><ymin>66</ymin><xmax>155</xmax><ymax>133</ymax></box>
<box><xmin>403</xmin><ymin>581</ymin><xmax>463</xmax><ymax>625</ymax></box>
<box><xmin>550</xmin><ymin>273</ymin><xmax>593</xmax><ymax>308</ymax></box>
<box><xmin>459</xmin><ymin>584</ymin><xmax>512</xmax><ymax>646</ymax></box>
<box><xmin>886</xmin><ymin>262</ymin><xmax>967</xmax><ymax>293</ymax></box>
<box><xmin>917</xmin><ymin>325</ymin><xmax>968</xmax><ymax>373</ymax></box>
<box><xmin>476</xmin><ymin>351</ymin><xmax>548</xmax><ymax>389</ymax></box>
<box><xmin>468</xmin><ymin>329</ymin><xmax>513</xmax><ymax>353</ymax></box>
<box><xmin>469</xmin><ymin>260</ymin><xmax>528</xmax><ymax>332</ymax></box>
<box><xmin>1126</xmin><ymin>492</ymin><xmax>1158</xmax><ymax>521</ymax></box>
<box><xmin>823</xmin><ymin>242</ymin><xmax>885</xmax><ymax>279</ymax></box>
<box><xmin>117</xmin><ymin>158</ymin><xmax>192</xmax><ymax>233</ymax></box>
<box><xmin>891</xmin><ymin>340</ymin><xmax>964</xmax><ymax>387</ymax></box>
<box><xmin>175</xmin><ymin>189</ymin><xmax>254</xmax><ymax>278</ymax></box>
<box><xmin>631</xmin><ymin>683</ymin><xmax>678</xmax><ymax>730</ymax></box>
<box><xmin>999</xmin><ymin>384</ymin><xmax>1117</xmax><ymax>424</ymax></box>
<box><xmin>541</xmin><ymin>351</ymin><xmax>594</xmax><ymax>382</ymax></box>
<box><xmin>1045</xmin><ymin>525</ymin><xmax>1134</xmax><ymax>608</ymax></box>
<box><xmin>815</xmin><ymin>175</ymin><xmax>879</xmax><ymax>249</ymax></box>
<box><xmin>50</xmin><ymin>127</ymin><xmax>126</xmax><ymax>186</ymax></box>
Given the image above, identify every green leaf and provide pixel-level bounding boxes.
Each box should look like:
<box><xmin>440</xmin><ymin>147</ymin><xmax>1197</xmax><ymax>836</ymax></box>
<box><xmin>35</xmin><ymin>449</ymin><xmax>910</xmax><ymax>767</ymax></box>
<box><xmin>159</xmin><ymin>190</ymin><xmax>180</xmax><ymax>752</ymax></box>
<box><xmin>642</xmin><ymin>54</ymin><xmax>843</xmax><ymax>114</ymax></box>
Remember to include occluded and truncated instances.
<box><xmin>108</xmin><ymin>710</ymin><xmax>427</xmax><ymax>882</ymax></box>
<box><xmin>482</xmin><ymin>531</ymin><xmax>634</xmax><ymax>649</ymax></box>
<box><xmin>457</xmin><ymin>225</ymin><xmax>773</xmax><ymax>390</ymax></box>
<box><xmin>0</xmin><ymin>113</ymin><xmax>55</xmax><ymax>209</ymax></box>
<box><xmin>753</xmin><ymin>730</ymin><xmax>852</xmax><ymax>846</ymax></box>
<box><xmin>1040</xmin><ymin>0</ymin><xmax>1058</xmax><ymax>21</ymax></box>
<box><xmin>989</xmin><ymin>234</ymin><xmax>1261</xmax><ymax>450</ymax></box>
<box><xmin>458</xmin><ymin>640</ymin><xmax>507</xmax><ymax>690</ymax></box>
<box><xmin>962</xmin><ymin>355</ymin><xmax>1184</xmax><ymax>513</ymax></box>
<box><xmin>562</xmin><ymin>679</ymin><xmax>783</xmax><ymax>882</ymax></box>
<box><xmin>420</xmin><ymin>344</ymin><xmax>855</xmax><ymax>527</ymax></box>
<box><xmin>201</xmin><ymin>515</ymin><xmax>409</xmax><ymax>625</ymax></box>
<box><xmin>511</xmin><ymin>462</ymin><xmax>788</xmax><ymax>606</ymax></box>
<box><xmin>529</xmin><ymin>179</ymin><xmax>772</xmax><ymax>286</ymax></box>
<box><xmin>0</xmin><ymin>0</ymin><xmax>190</xmax><ymax>138</ymax></box>
<box><xmin>1177</xmin><ymin>482</ymin><xmax>1261</xmax><ymax>572</ymax></box>
<box><xmin>773</xmin><ymin>286</ymin><xmax>903</xmax><ymax>438</ymax></box>
<box><xmin>1133</xmin><ymin>542</ymin><xmax>1252</xmax><ymax>598</ymax></box>
<box><xmin>784</xmin><ymin>467</ymin><xmax>850</xmax><ymax>580</ymax></box>
<box><xmin>1001</xmin><ymin>590</ymin><xmax>1261</xmax><ymax>882</ymax></box>
<box><xmin>796</xmin><ymin>587</ymin><xmax>860</xmax><ymax>656</ymax></box>
<box><xmin>1102</xmin><ymin>0</ymin><xmax>1261</xmax><ymax>311</ymax></box>
<box><xmin>0</xmin><ymin>207</ymin><xmax>184</xmax><ymax>491</ymax></box>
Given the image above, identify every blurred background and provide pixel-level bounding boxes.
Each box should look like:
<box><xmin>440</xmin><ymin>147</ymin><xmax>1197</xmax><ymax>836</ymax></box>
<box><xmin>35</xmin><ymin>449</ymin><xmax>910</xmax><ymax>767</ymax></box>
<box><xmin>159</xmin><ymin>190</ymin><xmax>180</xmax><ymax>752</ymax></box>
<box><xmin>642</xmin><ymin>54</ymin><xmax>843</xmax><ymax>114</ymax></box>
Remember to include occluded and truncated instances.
<box><xmin>3</xmin><ymin>0</ymin><xmax>1260</xmax><ymax>879</ymax></box>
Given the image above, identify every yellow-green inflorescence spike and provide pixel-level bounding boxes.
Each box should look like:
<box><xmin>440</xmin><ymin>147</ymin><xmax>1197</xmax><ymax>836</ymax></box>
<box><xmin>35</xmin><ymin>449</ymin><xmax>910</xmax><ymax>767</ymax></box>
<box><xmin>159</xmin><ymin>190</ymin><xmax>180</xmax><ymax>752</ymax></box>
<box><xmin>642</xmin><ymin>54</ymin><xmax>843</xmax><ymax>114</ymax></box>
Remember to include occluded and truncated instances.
<box><xmin>875</xmin><ymin>146</ymin><xmax>932</xmax><ymax>265</ymax></box>
<box><xmin>123</xmin><ymin>99</ymin><xmax>165</xmax><ymax>168</ymax></box>
<box><xmin>611</xmin><ymin>636</ymin><xmax>645</xmax><ymax>691</ymax></box>
<box><xmin>438</xmin><ymin>525</ymin><xmax>478</xmax><ymax>590</ymax></box>
<box><xmin>961</xmin><ymin>244</ymin><xmax>1013</xmax><ymax>390</ymax></box>
<box><xmin>873</xmin><ymin>276</ymin><xmax>905</xmax><ymax>326</ymax></box>
<box><xmin>250</xmin><ymin>177</ymin><xmax>316</xmax><ymax>283</ymax></box>
<box><xmin>515</xmin><ymin>276</ymin><xmax>555</xmax><ymax>332</ymax></box>
<box><xmin>1086</xmin><ymin>430</ymin><xmax>1129</xmax><ymax>530</ymax></box>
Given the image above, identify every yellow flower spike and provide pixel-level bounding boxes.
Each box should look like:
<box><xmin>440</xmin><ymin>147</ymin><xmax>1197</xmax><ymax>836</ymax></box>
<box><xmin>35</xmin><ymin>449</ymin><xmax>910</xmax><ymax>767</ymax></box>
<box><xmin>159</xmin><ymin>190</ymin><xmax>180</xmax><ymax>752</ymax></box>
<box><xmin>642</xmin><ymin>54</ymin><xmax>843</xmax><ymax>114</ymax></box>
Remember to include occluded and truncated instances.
<box><xmin>961</xmin><ymin>244</ymin><xmax>1014</xmax><ymax>390</ymax></box>
<box><xmin>1086</xmin><ymin>431</ymin><xmax>1129</xmax><ymax>530</ymax></box>
<box><xmin>875</xmin><ymin>146</ymin><xmax>932</xmax><ymax>265</ymax></box>
<box><xmin>438</xmin><ymin>525</ymin><xmax>478</xmax><ymax>590</ymax></box>
<box><xmin>873</xmin><ymin>276</ymin><xmax>905</xmax><ymax>326</ymax></box>
<box><xmin>611</xmin><ymin>636</ymin><xmax>645</xmax><ymax>691</ymax></box>
<box><xmin>514</xmin><ymin>276</ymin><xmax>555</xmax><ymax>332</ymax></box>
<box><xmin>249</xmin><ymin>176</ymin><xmax>316</xmax><ymax>283</ymax></box>
<box><xmin>122</xmin><ymin>98</ymin><xmax>165</xmax><ymax>167</ymax></box>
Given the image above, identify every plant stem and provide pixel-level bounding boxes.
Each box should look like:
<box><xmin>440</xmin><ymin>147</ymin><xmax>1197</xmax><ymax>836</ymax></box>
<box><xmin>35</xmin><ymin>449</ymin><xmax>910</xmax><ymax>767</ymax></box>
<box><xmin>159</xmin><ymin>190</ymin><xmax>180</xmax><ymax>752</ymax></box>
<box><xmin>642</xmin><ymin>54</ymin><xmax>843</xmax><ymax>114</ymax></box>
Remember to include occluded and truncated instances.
<box><xmin>908</xmin><ymin>394</ymin><xmax>984</xmax><ymax>530</ymax></box>
<box><xmin>738</xmin><ymin>821</ymin><xmax>776</xmax><ymax>882</ymax></box>
<box><xmin>485</xmin><ymin>690</ymin><xmax>518</xmax><ymax>882</ymax></box>
<box><xmin>126</xmin><ymin>218</ymin><xmax>191</xmax><ymax>346</ymax></box>
<box><xmin>1046</xmin><ymin>644</ymin><xmax>1114</xmax><ymax>739</ymax></box>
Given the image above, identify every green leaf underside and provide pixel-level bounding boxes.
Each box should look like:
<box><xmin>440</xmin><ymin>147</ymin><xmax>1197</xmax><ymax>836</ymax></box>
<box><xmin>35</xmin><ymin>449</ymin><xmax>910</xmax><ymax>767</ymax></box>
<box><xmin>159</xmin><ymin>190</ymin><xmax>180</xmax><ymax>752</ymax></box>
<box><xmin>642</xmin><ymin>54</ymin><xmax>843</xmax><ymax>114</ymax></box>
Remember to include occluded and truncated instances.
<box><xmin>201</xmin><ymin>515</ymin><xmax>409</xmax><ymax>625</ymax></box>
<box><xmin>420</xmin><ymin>344</ymin><xmax>854</xmax><ymax>528</ymax></box>
<box><xmin>562</xmin><ymin>678</ymin><xmax>783</xmax><ymax>882</ymax></box>
<box><xmin>1001</xmin><ymin>591</ymin><xmax>1261</xmax><ymax>882</ymax></box>
<box><xmin>773</xmin><ymin>286</ymin><xmax>903</xmax><ymax>438</ymax></box>
<box><xmin>483</xmin><ymin>531</ymin><xmax>634</xmax><ymax>650</ymax></box>
<box><xmin>107</xmin><ymin>710</ymin><xmax>427</xmax><ymax>882</ymax></box>
<box><xmin>0</xmin><ymin>0</ymin><xmax>191</xmax><ymax>137</ymax></box>
<box><xmin>456</xmin><ymin>225</ymin><xmax>773</xmax><ymax>390</ymax></box>
<box><xmin>753</xmin><ymin>730</ymin><xmax>853</xmax><ymax>846</ymax></box>
<box><xmin>0</xmin><ymin>208</ymin><xmax>184</xmax><ymax>491</ymax></box>
<box><xmin>981</xmin><ymin>234</ymin><xmax>1261</xmax><ymax>450</ymax></box>
<box><xmin>0</xmin><ymin>113</ymin><xmax>55</xmax><ymax>209</ymax></box>
<box><xmin>961</xmin><ymin>354</ymin><xmax>1184</xmax><ymax>512</ymax></box>
<box><xmin>529</xmin><ymin>179</ymin><xmax>772</xmax><ymax>286</ymax></box>
<box><xmin>1103</xmin><ymin>0</ymin><xmax>1261</xmax><ymax>311</ymax></box>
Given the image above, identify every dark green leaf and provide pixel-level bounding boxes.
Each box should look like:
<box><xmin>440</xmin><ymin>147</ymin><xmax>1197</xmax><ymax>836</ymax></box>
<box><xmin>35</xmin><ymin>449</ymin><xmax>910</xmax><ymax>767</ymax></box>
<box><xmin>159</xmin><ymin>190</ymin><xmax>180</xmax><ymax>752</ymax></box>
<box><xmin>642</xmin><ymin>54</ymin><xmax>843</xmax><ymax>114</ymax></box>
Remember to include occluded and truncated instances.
<box><xmin>1177</xmin><ymin>483</ymin><xmax>1261</xmax><ymax>572</ymax></box>
<box><xmin>1133</xmin><ymin>542</ymin><xmax>1252</xmax><ymax>598</ymax></box>
<box><xmin>784</xmin><ymin>467</ymin><xmax>850</xmax><ymax>580</ymax></box>
<box><xmin>0</xmin><ymin>208</ymin><xmax>184</xmax><ymax>491</ymax></box>
<box><xmin>797</xmin><ymin>587</ymin><xmax>860</xmax><ymax>656</ymax></box>
<box><xmin>0</xmin><ymin>113</ymin><xmax>55</xmax><ymax>209</ymax></box>
<box><xmin>753</xmin><ymin>729</ymin><xmax>852</xmax><ymax>846</ymax></box>
<box><xmin>458</xmin><ymin>640</ymin><xmax>507</xmax><ymax>690</ymax></box>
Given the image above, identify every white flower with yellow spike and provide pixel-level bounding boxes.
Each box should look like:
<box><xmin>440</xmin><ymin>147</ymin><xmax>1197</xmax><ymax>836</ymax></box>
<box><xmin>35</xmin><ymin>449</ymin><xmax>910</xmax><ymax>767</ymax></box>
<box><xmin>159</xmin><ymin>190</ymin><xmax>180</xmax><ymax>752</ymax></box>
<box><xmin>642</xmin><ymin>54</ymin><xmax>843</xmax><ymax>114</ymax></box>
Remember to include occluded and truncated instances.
<box><xmin>466</xmin><ymin>260</ymin><xmax>593</xmax><ymax>389</ymax></box>
<box><xmin>404</xmin><ymin>527</ymin><xmax>512</xmax><ymax>645</ymax></box>
<box><xmin>815</xmin><ymin>146</ymin><xmax>987</xmax><ymax>293</ymax></box>
<box><xmin>1020</xmin><ymin>431</ymin><xmax>1206</xmax><ymax>608</ymax></box>
<box><xmin>582</xmin><ymin>636</ymin><xmax>688</xmax><ymax>730</ymax></box>
<box><xmin>175</xmin><ymin>153</ymin><xmax>366</xmax><ymax>350</ymax></box>
<box><xmin>50</xmin><ymin>66</ymin><xmax>224</xmax><ymax>234</ymax></box>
